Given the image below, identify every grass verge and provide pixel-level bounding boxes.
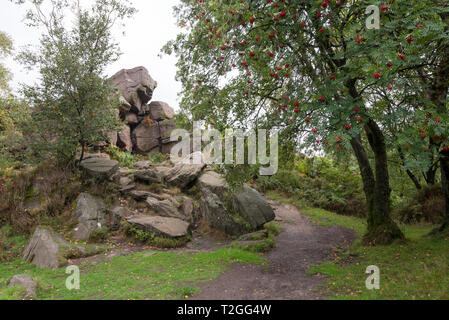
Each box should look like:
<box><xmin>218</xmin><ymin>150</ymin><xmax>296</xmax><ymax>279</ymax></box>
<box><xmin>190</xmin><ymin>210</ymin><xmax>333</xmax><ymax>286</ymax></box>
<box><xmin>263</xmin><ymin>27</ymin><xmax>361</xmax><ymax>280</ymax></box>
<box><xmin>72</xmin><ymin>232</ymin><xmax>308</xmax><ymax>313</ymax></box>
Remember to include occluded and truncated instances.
<box><xmin>0</xmin><ymin>248</ymin><xmax>264</xmax><ymax>300</ymax></box>
<box><xmin>267</xmin><ymin>191</ymin><xmax>448</xmax><ymax>300</ymax></box>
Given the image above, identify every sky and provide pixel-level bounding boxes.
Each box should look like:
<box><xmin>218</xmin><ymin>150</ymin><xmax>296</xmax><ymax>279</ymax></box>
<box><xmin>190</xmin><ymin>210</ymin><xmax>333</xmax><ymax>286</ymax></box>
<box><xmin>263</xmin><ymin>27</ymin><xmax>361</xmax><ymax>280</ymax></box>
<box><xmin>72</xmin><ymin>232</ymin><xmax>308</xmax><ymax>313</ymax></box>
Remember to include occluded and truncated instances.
<box><xmin>0</xmin><ymin>0</ymin><xmax>183</xmax><ymax>111</ymax></box>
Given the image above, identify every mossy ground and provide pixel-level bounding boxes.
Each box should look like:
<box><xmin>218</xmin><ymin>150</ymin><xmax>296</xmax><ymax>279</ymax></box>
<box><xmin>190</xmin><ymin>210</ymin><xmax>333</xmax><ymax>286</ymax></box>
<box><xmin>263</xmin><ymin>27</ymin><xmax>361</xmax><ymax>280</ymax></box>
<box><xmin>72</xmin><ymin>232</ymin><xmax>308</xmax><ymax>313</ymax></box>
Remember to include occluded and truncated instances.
<box><xmin>267</xmin><ymin>191</ymin><xmax>448</xmax><ymax>300</ymax></box>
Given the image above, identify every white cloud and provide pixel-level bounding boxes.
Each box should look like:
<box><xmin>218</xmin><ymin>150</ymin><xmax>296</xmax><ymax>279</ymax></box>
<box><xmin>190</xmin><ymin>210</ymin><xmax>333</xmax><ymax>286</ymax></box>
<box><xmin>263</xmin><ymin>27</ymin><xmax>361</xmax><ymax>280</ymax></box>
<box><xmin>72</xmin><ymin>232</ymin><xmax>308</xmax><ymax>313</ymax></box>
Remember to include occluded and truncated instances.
<box><xmin>0</xmin><ymin>0</ymin><xmax>183</xmax><ymax>111</ymax></box>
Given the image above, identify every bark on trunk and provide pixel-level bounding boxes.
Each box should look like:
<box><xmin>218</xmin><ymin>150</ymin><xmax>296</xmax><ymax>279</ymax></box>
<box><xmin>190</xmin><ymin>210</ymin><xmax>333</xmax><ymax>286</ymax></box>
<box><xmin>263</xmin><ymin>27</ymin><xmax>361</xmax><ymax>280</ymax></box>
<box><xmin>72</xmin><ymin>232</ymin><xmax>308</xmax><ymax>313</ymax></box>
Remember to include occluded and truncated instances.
<box><xmin>346</xmin><ymin>79</ymin><xmax>404</xmax><ymax>245</ymax></box>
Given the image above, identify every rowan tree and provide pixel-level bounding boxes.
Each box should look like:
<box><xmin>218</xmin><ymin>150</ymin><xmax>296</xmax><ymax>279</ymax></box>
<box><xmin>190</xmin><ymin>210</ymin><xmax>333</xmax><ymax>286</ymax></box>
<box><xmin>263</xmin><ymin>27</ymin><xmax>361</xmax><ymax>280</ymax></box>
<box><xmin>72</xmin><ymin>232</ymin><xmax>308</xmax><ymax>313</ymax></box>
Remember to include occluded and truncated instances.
<box><xmin>165</xmin><ymin>0</ymin><xmax>449</xmax><ymax>244</ymax></box>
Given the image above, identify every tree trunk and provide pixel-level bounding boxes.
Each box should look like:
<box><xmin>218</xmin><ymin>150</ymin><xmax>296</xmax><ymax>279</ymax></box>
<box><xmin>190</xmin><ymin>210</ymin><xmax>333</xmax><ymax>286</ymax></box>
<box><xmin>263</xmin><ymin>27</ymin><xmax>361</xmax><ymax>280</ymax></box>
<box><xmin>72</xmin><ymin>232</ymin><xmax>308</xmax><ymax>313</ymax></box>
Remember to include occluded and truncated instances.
<box><xmin>362</xmin><ymin>120</ymin><xmax>405</xmax><ymax>245</ymax></box>
<box><xmin>440</xmin><ymin>156</ymin><xmax>449</xmax><ymax>231</ymax></box>
<box><xmin>346</xmin><ymin>79</ymin><xmax>404</xmax><ymax>245</ymax></box>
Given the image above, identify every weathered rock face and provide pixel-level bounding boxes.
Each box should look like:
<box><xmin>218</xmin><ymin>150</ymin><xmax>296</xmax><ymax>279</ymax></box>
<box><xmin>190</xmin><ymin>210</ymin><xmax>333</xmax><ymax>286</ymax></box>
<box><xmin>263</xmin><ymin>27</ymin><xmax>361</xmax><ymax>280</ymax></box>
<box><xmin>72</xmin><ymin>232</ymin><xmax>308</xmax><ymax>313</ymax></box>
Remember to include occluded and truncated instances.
<box><xmin>9</xmin><ymin>275</ymin><xmax>37</xmax><ymax>299</ymax></box>
<box><xmin>134</xmin><ymin>168</ymin><xmax>164</xmax><ymax>184</ymax></box>
<box><xmin>80</xmin><ymin>158</ymin><xmax>119</xmax><ymax>180</ymax></box>
<box><xmin>126</xmin><ymin>215</ymin><xmax>190</xmax><ymax>239</ymax></box>
<box><xmin>148</xmin><ymin>101</ymin><xmax>175</xmax><ymax>121</ymax></box>
<box><xmin>146</xmin><ymin>197</ymin><xmax>182</xmax><ymax>220</ymax></box>
<box><xmin>110</xmin><ymin>66</ymin><xmax>157</xmax><ymax>114</ymax></box>
<box><xmin>165</xmin><ymin>152</ymin><xmax>206</xmax><ymax>189</ymax></box>
<box><xmin>72</xmin><ymin>193</ymin><xmax>107</xmax><ymax>241</ymax></box>
<box><xmin>107</xmin><ymin>206</ymin><xmax>131</xmax><ymax>231</ymax></box>
<box><xmin>195</xmin><ymin>170</ymin><xmax>275</xmax><ymax>236</ymax></box>
<box><xmin>134</xmin><ymin>122</ymin><xmax>160</xmax><ymax>154</ymax></box>
<box><xmin>22</xmin><ymin>227</ymin><xmax>69</xmax><ymax>269</ymax></box>
<box><xmin>199</xmin><ymin>190</ymin><xmax>248</xmax><ymax>236</ymax></box>
<box><xmin>198</xmin><ymin>171</ymin><xmax>228</xmax><ymax>199</ymax></box>
<box><xmin>106</xmin><ymin>66</ymin><xmax>178</xmax><ymax>155</ymax></box>
<box><xmin>231</xmin><ymin>186</ymin><xmax>276</xmax><ymax>230</ymax></box>
<box><xmin>117</xmin><ymin>125</ymin><xmax>133</xmax><ymax>152</ymax></box>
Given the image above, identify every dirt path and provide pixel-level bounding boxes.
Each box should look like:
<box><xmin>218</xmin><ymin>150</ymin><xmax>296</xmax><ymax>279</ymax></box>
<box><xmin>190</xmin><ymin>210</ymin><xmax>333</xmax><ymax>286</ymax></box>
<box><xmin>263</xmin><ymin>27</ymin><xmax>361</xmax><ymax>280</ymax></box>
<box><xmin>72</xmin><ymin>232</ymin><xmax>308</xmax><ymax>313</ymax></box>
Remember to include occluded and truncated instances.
<box><xmin>192</xmin><ymin>199</ymin><xmax>355</xmax><ymax>300</ymax></box>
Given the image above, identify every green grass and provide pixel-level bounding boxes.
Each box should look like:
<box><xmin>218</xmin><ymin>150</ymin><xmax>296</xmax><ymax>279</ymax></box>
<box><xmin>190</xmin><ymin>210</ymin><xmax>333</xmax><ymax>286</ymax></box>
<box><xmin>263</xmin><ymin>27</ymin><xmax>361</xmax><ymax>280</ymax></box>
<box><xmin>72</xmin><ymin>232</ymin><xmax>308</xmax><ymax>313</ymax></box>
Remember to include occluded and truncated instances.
<box><xmin>0</xmin><ymin>248</ymin><xmax>264</xmax><ymax>300</ymax></box>
<box><xmin>267</xmin><ymin>191</ymin><xmax>448</xmax><ymax>300</ymax></box>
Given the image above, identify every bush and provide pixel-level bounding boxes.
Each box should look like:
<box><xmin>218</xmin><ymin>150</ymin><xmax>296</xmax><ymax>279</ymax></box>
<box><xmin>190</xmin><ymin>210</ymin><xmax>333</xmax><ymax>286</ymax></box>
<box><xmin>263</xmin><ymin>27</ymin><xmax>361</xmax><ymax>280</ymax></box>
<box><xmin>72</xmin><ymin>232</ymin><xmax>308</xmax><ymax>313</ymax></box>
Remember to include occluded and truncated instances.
<box><xmin>256</xmin><ymin>156</ymin><xmax>366</xmax><ymax>217</ymax></box>
<box><xmin>88</xmin><ymin>227</ymin><xmax>109</xmax><ymax>243</ymax></box>
<box><xmin>394</xmin><ymin>185</ymin><xmax>446</xmax><ymax>224</ymax></box>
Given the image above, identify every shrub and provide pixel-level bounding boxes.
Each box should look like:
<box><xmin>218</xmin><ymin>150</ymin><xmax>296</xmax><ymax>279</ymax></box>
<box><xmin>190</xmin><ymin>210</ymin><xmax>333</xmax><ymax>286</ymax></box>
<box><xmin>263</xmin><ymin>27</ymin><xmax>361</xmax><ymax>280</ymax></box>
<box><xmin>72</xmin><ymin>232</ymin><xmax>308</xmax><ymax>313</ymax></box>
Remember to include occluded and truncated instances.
<box><xmin>88</xmin><ymin>227</ymin><xmax>110</xmax><ymax>243</ymax></box>
<box><xmin>256</xmin><ymin>156</ymin><xmax>366</xmax><ymax>217</ymax></box>
<box><xmin>394</xmin><ymin>185</ymin><xmax>446</xmax><ymax>224</ymax></box>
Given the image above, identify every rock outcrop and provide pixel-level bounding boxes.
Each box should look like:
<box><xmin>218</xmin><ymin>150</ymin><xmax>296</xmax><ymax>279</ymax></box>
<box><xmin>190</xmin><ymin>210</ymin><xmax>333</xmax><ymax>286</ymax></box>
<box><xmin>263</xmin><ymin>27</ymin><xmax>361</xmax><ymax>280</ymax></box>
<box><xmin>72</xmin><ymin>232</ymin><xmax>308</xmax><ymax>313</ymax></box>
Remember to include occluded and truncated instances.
<box><xmin>107</xmin><ymin>66</ymin><xmax>178</xmax><ymax>155</ymax></box>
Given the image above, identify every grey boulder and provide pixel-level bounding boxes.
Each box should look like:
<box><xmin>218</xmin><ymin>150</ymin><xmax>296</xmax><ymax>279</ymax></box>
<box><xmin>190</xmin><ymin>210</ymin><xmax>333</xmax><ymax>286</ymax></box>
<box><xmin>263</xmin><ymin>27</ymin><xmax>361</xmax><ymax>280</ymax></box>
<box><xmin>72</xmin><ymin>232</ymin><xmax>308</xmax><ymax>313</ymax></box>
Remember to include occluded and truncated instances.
<box><xmin>22</xmin><ymin>227</ymin><xmax>69</xmax><ymax>269</ymax></box>
<box><xmin>126</xmin><ymin>216</ymin><xmax>190</xmax><ymax>239</ymax></box>
<box><xmin>72</xmin><ymin>193</ymin><xmax>107</xmax><ymax>241</ymax></box>
<box><xmin>164</xmin><ymin>152</ymin><xmax>206</xmax><ymax>189</ymax></box>
<box><xmin>231</xmin><ymin>186</ymin><xmax>275</xmax><ymax>230</ymax></box>
<box><xmin>199</xmin><ymin>190</ymin><xmax>248</xmax><ymax>236</ymax></box>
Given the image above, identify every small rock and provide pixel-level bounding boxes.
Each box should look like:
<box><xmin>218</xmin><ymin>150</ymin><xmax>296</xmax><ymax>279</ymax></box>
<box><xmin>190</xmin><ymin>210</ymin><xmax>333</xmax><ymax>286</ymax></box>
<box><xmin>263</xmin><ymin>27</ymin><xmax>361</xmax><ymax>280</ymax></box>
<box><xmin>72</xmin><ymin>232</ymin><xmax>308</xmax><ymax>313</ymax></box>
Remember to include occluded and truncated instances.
<box><xmin>9</xmin><ymin>275</ymin><xmax>37</xmax><ymax>299</ymax></box>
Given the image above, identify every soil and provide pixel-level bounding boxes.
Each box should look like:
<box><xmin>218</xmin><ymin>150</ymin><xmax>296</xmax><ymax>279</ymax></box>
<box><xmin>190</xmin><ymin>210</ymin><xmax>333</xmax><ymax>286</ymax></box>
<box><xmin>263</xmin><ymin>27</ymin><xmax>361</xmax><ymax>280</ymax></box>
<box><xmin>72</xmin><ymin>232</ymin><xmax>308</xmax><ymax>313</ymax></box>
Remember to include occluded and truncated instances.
<box><xmin>191</xmin><ymin>199</ymin><xmax>356</xmax><ymax>300</ymax></box>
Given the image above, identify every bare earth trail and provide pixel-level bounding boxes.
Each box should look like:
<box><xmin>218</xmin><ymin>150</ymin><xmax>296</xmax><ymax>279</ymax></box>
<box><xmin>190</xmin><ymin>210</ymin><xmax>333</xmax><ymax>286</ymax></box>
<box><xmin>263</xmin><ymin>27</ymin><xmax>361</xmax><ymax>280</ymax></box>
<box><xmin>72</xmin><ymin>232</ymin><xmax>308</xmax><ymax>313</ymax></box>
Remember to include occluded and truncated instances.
<box><xmin>192</xmin><ymin>199</ymin><xmax>356</xmax><ymax>300</ymax></box>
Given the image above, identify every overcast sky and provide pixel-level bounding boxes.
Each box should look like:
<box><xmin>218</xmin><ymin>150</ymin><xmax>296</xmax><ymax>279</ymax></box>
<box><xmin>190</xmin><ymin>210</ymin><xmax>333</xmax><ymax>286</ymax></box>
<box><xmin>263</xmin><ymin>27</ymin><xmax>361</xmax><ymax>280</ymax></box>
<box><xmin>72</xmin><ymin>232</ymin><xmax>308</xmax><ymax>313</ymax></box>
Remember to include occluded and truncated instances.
<box><xmin>0</xmin><ymin>0</ymin><xmax>183</xmax><ymax>111</ymax></box>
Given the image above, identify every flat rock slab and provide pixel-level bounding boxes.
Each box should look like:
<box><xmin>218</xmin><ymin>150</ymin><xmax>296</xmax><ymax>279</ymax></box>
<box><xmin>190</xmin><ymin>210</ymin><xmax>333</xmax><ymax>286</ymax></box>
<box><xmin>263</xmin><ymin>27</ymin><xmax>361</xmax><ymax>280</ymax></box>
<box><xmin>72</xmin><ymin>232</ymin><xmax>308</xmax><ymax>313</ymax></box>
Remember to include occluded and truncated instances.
<box><xmin>9</xmin><ymin>275</ymin><xmax>37</xmax><ymax>299</ymax></box>
<box><xmin>80</xmin><ymin>158</ymin><xmax>119</xmax><ymax>180</ymax></box>
<box><xmin>126</xmin><ymin>216</ymin><xmax>190</xmax><ymax>239</ymax></box>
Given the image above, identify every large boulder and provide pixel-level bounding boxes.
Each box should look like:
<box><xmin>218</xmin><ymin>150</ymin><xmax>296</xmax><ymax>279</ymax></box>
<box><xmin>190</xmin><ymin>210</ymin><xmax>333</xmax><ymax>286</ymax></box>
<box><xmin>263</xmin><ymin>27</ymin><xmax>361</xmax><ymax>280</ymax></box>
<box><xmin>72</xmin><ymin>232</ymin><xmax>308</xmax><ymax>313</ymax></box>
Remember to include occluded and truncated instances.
<box><xmin>164</xmin><ymin>152</ymin><xmax>206</xmax><ymax>189</ymax></box>
<box><xmin>22</xmin><ymin>227</ymin><xmax>69</xmax><ymax>269</ymax></box>
<box><xmin>148</xmin><ymin>101</ymin><xmax>175</xmax><ymax>121</ymax></box>
<box><xmin>199</xmin><ymin>190</ymin><xmax>248</xmax><ymax>236</ymax></box>
<box><xmin>126</xmin><ymin>216</ymin><xmax>190</xmax><ymax>239</ymax></box>
<box><xmin>133</xmin><ymin>122</ymin><xmax>160</xmax><ymax>154</ymax></box>
<box><xmin>110</xmin><ymin>66</ymin><xmax>157</xmax><ymax>114</ymax></box>
<box><xmin>80</xmin><ymin>158</ymin><xmax>119</xmax><ymax>180</ymax></box>
<box><xmin>8</xmin><ymin>275</ymin><xmax>37</xmax><ymax>299</ymax></box>
<box><xmin>117</xmin><ymin>125</ymin><xmax>133</xmax><ymax>152</ymax></box>
<box><xmin>72</xmin><ymin>193</ymin><xmax>107</xmax><ymax>241</ymax></box>
<box><xmin>231</xmin><ymin>186</ymin><xmax>275</xmax><ymax>230</ymax></box>
<box><xmin>197</xmin><ymin>171</ymin><xmax>228</xmax><ymax>199</ymax></box>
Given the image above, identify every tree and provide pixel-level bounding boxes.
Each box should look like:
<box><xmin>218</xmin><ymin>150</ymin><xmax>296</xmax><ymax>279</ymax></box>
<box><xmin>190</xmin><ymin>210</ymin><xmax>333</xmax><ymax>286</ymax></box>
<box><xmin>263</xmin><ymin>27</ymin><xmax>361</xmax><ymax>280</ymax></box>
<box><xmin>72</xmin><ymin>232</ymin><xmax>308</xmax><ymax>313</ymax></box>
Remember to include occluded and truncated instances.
<box><xmin>164</xmin><ymin>0</ymin><xmax>448</xmax><ymax>244</ymax></box>
<box><xmin>0</xmin><ymin>31</ymin><xmax>13</xmax><ymax>96</ymax></box>
<box><xmin>13</xmin><ymin>0</ymin><xmax>136</xmax><ymax>164</ymax></box>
